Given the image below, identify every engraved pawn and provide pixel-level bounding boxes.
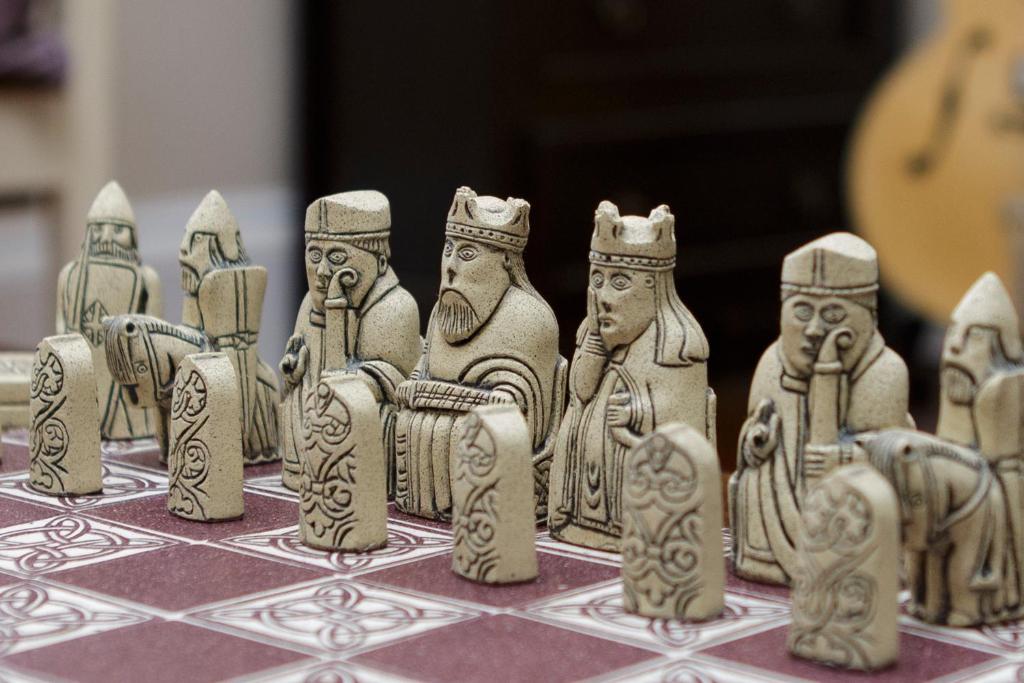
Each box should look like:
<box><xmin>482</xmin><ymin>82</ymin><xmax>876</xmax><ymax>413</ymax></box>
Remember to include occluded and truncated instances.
<box><xmin>29</xmin><ymin>334</ymin><xmax>102</xmax><ymax>496</ymax></box>
<box><xmin>621</xmin><ymin>423</ymin><xmax>723</xmax><ymax>620</ymax></box>
<box><xmin>299</xmin><ymin>374</ymin><xmax>388</xmax><ymax>552</ymax></box>
<box><xmin>788</xmin><ymin>463</ymin><xmax>899</xmax><ymax>670</ymax></box>
<box><xmin>452</xmin><ymin>404</ymin><xmax>538</xmax><ymax>584</ymax></box>
<box><xmin>167</xmin><ymin>353</ymin><xmax>243</xmax><ymax>521</ymax></box>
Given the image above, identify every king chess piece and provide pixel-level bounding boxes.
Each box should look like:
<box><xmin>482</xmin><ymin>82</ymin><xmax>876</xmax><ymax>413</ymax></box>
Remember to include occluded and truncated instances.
<box><xmin>394</xmin><ymin>186</ymin><xmax>566</xmax><ymax>521</ymax></box>
<box><xmin>29</xmin><ymin>334</ymin><xmax>102</xmax><ymax>496</ymax></box>
<box><xmin>548</xmin><ymin>201</ymin><xmax>714</xmax><ymax>552</ymax></box>
<box><xmin>451</xmin><ymin>404</ymin><xmax>538</xmax><ymax>584</ymax></box>
<box><xmin>167</xmin><ymin>352</ymin><xmax>244</xmax><ymax>522</ymax></box>
<box><xmin>280</xmin><ymin>191</ymin><xmax>420</xmax><ymax>494</ymax></box>
<box><xmin>56</xmin><ymin>180</ymin><xmax>161</xmax><ymax>441</ymax></box>
<box><xmin>621</xmin><ymin>423</ymin><xmax>723</xmax><ymax>620</ymax></box>
<box><xmin>728</xmin><ymin>232</ymin><xmax>912</xmax><ymax>585</ymax></box>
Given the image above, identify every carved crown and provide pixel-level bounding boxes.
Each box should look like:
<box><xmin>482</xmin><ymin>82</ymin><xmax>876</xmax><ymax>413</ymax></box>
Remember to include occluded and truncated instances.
<box><xmin>445</xmin><ymin>186</ymin><xmax>530</xmax><ymax>252</ymax></box>
<box><xmin>589</xmin><ymin>200</ymin><xmax>676</xmax><ymax>270</ymax></box>
<box><xmin>87</xmin><ymin>180</ymin><xmax>135</xmax><ymax>227</ymax></box>
<box><xmin>305</xmin><ymin>190</ymin><xmax>391</xmax><ymax>240</ymax></box>
<box><xmin>781</xmin><ymin>232</ymin><xmax>878</xmax><ymax>297</ymax></box>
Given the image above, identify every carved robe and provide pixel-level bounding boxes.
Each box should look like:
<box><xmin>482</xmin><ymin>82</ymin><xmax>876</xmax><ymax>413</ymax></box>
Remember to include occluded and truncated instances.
<box><xmin>730</xmin><ymin>331</ymin><xmax>910</xmax><ymax>584</ymax></box>
<box><xmin>394</xmin><ymin>286</ymin><xmax>560</xmax><ymax>520</ymax></box>
<box><xmin>549</xmin><ymin>321</ymin><xmax>711</xmax><ymax>551</ymax></box>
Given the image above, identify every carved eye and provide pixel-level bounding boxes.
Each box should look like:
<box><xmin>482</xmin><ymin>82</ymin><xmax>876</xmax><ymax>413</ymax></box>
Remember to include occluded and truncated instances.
<box><xmin>307</xmin><ymin>247</ymin><xmax>322</xmax><ymax>263</ymax></box>
<box><xmin>327</xmin><ymin>249</ymin><xmax>347</xmax><ymax>265</ymax></box>
<box><xmin>443</xmin><ymin>239</ymin><xmax>454</xmax><ymax>257</ymax></box>
<box><xmin>821</xmin><ymin>304</ymin><xmax>848</xmax><ymax>325</ymax></box>
<box><xmin>457</xmin><ymin>246</ymin><xmax>478</xmax><ymax>261</ymax></box>
<box><xmin>590</xmin><ymin>272</ymin><xmax>604</xmax><ymax>288</ymax></box>
<box><xmin>793</xmin><ymin>302</ymin><xmax>814</xmax><ymax>322</ymax></box>
<box><xmin>909</xmin><ymin>493</ymin><xmax>924</xmax><ymax>507</ymax></box>
<box><xmin>610</xmin><ymin>274</ymin><xmax>632</xmax><ymax>290</ymax></box>
<box><xmin>135</xmin><ymin>362</ymin><xmax>148</xmax><ymax>374</ymax></box>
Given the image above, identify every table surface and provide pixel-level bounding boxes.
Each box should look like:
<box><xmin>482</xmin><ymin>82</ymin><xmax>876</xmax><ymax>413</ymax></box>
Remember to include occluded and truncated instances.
<box><xmin>0</xmin><ymin>433</ymin><xmax>1020</xmax><ymax>683</ymax></box>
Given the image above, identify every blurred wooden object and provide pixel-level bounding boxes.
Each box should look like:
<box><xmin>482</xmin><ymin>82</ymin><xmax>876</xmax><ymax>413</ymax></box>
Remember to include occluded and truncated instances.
<box><xmin>849</xmin><ymin>0</ymin><xmax>1024</xmax><ymax>324</ymax></box>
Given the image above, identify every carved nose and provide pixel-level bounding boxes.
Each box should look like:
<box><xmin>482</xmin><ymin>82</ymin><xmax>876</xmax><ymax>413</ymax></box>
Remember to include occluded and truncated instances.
<box><xmin>446</xmin><ymin>267</ymin><xmax>456</xmax><ymax>285</ymax></box>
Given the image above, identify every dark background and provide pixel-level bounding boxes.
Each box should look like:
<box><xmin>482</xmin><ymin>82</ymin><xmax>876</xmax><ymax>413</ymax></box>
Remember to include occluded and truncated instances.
<box><xmin>298</xmin><ymin>0</ymin><xmax>925</xmax><ymax>473</ymax></box>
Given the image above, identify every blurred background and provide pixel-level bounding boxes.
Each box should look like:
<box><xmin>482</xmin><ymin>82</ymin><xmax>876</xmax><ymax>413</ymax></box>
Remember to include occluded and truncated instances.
<box><xmin>1</xmin><ymin>0</ymin><xmax>1019</xmax><ymax>475</ymax></box>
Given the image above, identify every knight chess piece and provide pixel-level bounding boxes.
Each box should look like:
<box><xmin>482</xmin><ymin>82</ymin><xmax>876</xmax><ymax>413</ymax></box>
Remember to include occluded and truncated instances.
<box><xmin>0</xmin><ymin>352</ymin><xmax>35</xmax><ymax>465</ymax></box>
<box><xmin>788</xmin><ymin>463</ymin><xmax>899</xmax><ymax>670</ymax></box>
<box><xmin>728</xmin><ymin>232</ymin><xmax>912</xmax><ymax>585</ymax></box>
<box><xmin>299</xmin><ymin>374</ymin><xmax>388</xmax><ymax>552</ymax></box>
<box><xmin>167</xmin><ymin>353</ymin><xmax>244</xmax><ymax>522</ymax></box>
<box><xmin>29</xmin><ymin>334</ymin><xmax>102</xmax><ymax>496</ymax></box>
<box><xmin>621</xmin><ymin>423</ymin><xmax>723</xmax><ymax>620</ymax></box>
<box><xmin>101</xmin><ymin>190</ymin><xmax>281</xmax><ymax>465</ymax></box>
<box><xmin>548</xmin><ymin>201</ymin><xmax>714</xmax><ymax>552</ymax></box>
<box><xmin>280</xmin><ymin>190</ymin><xmax>420</xmax><ymax>494</ymax></box>
<box><xmin>451</xmin><ymin>404</ymin><xmax>538</xmax><ymax>584</ymax></box>
<box><xmin>394</xmin><ymin>186</ymin><xmax>566</xmax><ymax>521</ymax></box>
<box><xmin>56</xmin><ymin>180</ymin><xmax>161</xmax><ymax>441</ymax></box>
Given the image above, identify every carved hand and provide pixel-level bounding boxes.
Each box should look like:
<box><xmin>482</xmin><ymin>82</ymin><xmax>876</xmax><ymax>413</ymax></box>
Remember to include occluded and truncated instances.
<box><xmin>803</xmin><ymin>444</ymin><xmax>842</xmax><ymax>481</ymax></box>
<box><xmin>395</xmin><ymin>380</ymin><xmax>415</xmax><ymax>408</ymax></box>
<box><xmin>488</xmin><ymin>388</ymin><xmax>518</xmax><ymax>407</ymax></box>
<box><xmin>606</xmin><ymin>391</ymin><xmax>633</xmax><ymax>429</ymax></box>
<box><xmin>741</xmin><ymin>399</ymin><xmax>780</xmax><ymax>468</ymax></box>
<box><xmin>279</xmin><ymin>336</ymin><xmax>308</xmax><ymax>387</ymax></box>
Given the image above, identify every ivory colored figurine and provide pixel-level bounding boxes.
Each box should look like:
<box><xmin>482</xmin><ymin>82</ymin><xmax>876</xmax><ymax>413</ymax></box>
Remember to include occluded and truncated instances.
<box><xmin>280</xmin><ymin>191</ymin><xmax>420</xmax><ymax>493</ymax></box>
<box><xmin>167</xmin><ymin>353</ymin><xmax>244</xmax><ymax>522</ymax></box>
<box><xmin>0</xmin><ymin>352</ymin><xmax>35</xmax><ymax>431</ymax></box>
<box><xmin>729</xmin><ymin>232</ymin><xmax>912</xmax><ymax>585</ymax></box>
<box><xmin>621</xmin><ymin>423</ymin><xmax>723</xmax><ymax>620</ymax></box>
<box><xmin>29</xmin><ymin>334</ymin><xmax>102</xmax><ymax>496</ymax></box>
<box><xmin>394</xmin><ymin>187</ymin><xmax>566</xmax><ymax>521</ymax></box>
<box><xmin>56</xmin><ymin>180</ymin><xmax>161</xmax><ymax>440</ymax></box>
<box><xmin>451</xmin><ymin>405</ymin><xmax>538</xmax><ymax>584</ymax></box>
<box><xmin>548</xmin><ymin>201</ymin><xmax>713</xmax><ymax>552</ymax></box>
<box><xmin>789</xmin><ymin>464</ymin><xmax>899</xmax><ymax>670</ymax></box>
<box><xmin>299</xmin><ymin>374</ymin><xmax>387</xmax><ymax>552</ymax></box>
<box><xmin>102</xmin><ymin>191</ymin><xmax>281</xmax><ymax>465</ymax></box>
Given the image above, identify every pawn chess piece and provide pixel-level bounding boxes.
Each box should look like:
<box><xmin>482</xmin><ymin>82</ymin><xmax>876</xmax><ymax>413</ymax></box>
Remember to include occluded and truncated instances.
<box><xmin>789</xmin><ymin>463</ymin><xmax>899</xmax><ymax>670</ymax></box>
<box><xmin>451</xmin><ymin>404</ymin><xmax>538</xmax><ymax>584</ymax></box>
<box><xmin>167</xmin><ymin>353</ymin><xmax>244</xmax><ymax>522</ymax></box>
<box><xmin>56</xmin><ymin>180</ymin><xmax>161</xmax><ymax>440</ymax></box>
<box><xmin>29</xmin><ymin>334</ymin><xmax>102</xmax><ymax>495</ymax></box>
<box><xmin>299</xmin><ymin>374</ymin><xmax>388</xmax><ymax>552</ymax></box>
<box><xmin>621</xmin><ymin>423</ymin><xmax>723</xmax><ymax>620</ymax></box>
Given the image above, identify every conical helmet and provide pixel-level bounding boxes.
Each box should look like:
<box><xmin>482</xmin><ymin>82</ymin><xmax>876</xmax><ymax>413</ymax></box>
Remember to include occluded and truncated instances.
<box><xmin>951</xmin><ymin>272</ymin><xmax>1022</xmax><ymax>361</ymax></box>
<box><xmin>87</xmin><ymin>180</ymin><xmax>135</xmax><ymax>227</ymax></box>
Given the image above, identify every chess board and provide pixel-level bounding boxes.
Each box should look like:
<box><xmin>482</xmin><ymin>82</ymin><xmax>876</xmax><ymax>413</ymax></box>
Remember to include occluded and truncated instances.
<box><xmin>0</xmin><ymin>432</ymin><xmax>1020</xmax><ymax>683</ymax></box>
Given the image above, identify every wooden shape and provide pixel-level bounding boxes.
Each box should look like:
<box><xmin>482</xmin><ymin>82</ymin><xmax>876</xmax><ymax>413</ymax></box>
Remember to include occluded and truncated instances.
<box><xmin>167</xmin><ymin>352</ymin><xmax>244</xmax><ymax>522</ymax></box>
<box><xmin>621</xmin><ymin>423</ymin><xmax>723</xmax><ymax>620</ymax></box>
<box><xmin>548</xmin><ymin>200</ymin><xmax>712</xmax><ymax>552</ymax></box>
<box><xmin>728</xmin><ymin>232</ymin><xmax>912</xmax><ymax>586</ymax></box>
<box><xmin>299</xmin><ymin>373</ymin><xmax>387</xmax><ymax>552</ymax></box>
<box><xmin>56</xmin><ymin>180</ymin><xmax>161</xmax><ymax>441</ymax></box>
<box><xmin>451</xmin><ymin>404</ymin><xmax>538</xmax><ymax>584</ymax></box>
<box><xmin>788</xmin><ymin>463</ymin><xmax>899</xmax><ymax>670</ymax></box>
<box><xmin>393</xmin><ymin>186</ymin><xmax>564</xmax><ymax>521</ymax></box>
<box><xmin>29</xmin><ymin>334</ymin><xmax>102</xmax><ymax>496</ymax></box>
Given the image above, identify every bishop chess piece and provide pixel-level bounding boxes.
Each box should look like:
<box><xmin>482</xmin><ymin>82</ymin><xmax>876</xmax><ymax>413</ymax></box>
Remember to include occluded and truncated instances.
<box><xmin>167</xmin><ymin>353</ymin><xmax>244</xmax><ymax>522</ymax></box>
<box><xmin>451</xmin><ymin>404</ymin><xmax>538</xmax><ymax>584</ymax></box>
<box><xmin>621</xmin><ymin>423</ymin><xmax>723</xmax><ymax>620</ymax></box>
<box><xmin>29</xmin><ymin>334</ymin><xmax>102</xmax><ymax>496</ymax></box>
<box><xmin>548</xmin><ymin>201</ymin><xmax>713</xmax><ymax>552</ymax></box>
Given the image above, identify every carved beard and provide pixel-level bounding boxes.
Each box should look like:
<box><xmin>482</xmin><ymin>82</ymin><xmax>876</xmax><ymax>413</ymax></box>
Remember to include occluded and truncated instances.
<box><xmin>89</xmin><ymin>241</ymin><xmax>138</xmax><ymax>262</ymax></box>
<box><xmin>181</xmin><ymin>266</ymin><xmax>201</xmax><ymax>295</ymax></box>
<box><xmin>942</xmin><ymin>365</ymin><xmax>977</xmax><ymax>405</ymax></box>
<box><xmin>437</xmin><ymin>290</ymin><xmax>481</xmax><ymax>343</ymax></box>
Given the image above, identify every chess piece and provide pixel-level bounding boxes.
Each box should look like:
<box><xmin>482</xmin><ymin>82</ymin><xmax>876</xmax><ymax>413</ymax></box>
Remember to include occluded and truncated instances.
<box><xmin>788</xmin><ymin>463</ymin><xmax>899</xmax><ymax>670</ymax></box>
<box><xmin>394</xmin><ymin>187</ymin><xmax>566</xmax><ymax>521</ymax></box>
<box><xmin>0</xmin><ymin>352</ymin><xmax>35</xmax><ymax>430</ymax></box>
<box><xmin>451</xmin><ymin>404</ymin><xmax>538</xmax><ymax>584</ymax></box>
<box><xmin>167</xmin><ymin>353</ymin><xmax>243</xmax><ymax>522</ymax></box>
<box><xmin>56</xmin><ymin>180</ymin><xmax>161</xmax><ymax>440</ymax></box>
<box><xmin>861</xmin><ymin>428</ymin><xmax>1021</xmax><ymax>626</ymax></box>
<box><xmin>548</xmin><ymin>201</ymin><xmax>713</xmax><ymax>552</ymax></box>
<box><xmin>729</xmin><ymin>232</ymin><xmax>912</xmax><ymax>585</ymax></box>
<box><xmin>29</xmin><ymin>334</ymin><xmax>102</xmax><ymax>495</ymax></box>
<box><xmin>102</xmin><ymin>190</ymin><xmax>281</xmax><ymax>465</ymax></box>
<box><xmin>621</xmin><ymin>423</ymin><xmax>723</xmax><ymax>620</ymax></box>
<box><xmin>299</xmin><ymin>373</ymin><xmax>387</xmax><ymax>551</ymax></box>
<box><xmin>280</xmin><ymin>191</ymin><xmax>420</xmax><ymax>494</ymax></box>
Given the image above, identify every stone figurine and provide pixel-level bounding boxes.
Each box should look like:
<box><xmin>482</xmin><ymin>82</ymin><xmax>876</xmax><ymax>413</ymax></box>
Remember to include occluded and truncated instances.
<box><xmin>299</xmin><ymin>374</ymin><xmax>388</xmax><ymax>552</ymax></box>
<box><xmin>621</xmin><ymin>423</ymin><xmax>723</xmax><ymax>620</ymax></box>
<box><xmin>451</xmin><ymin>405</ymin><xmax>538</xmax><ymax>584</ymax></box>
<box><xmin>548</xmin><ymin>201</ymin><xmax>713</xmax><ymax>552</ymax></box>
<box><xmin>788</xmin><ymin>464</ymin><xmax>899</xmax><ymax>670</ymax></box>
<box><xmin>729</xmin><ymin>232</ymin><xmax>912</xmax><ymax>585</ymax></box>
<box><xmin>394</xmin><ymin>186</ymin><xmax>566</xmax><ymax>521</ymax></box>
<box><xmin>102</xmin><ymin>191</ymin><xmax>281</xmax><ymax>465</ymax></box>
<box><xmin>167</xmin><ymin>353</ymin><xmax>244</xmax><ymax>522</ymax></box>
<box><xmin>29</xmin><ymin>334</ymin><xmax>102</xmax><ymax>496</ymax></box>
<box><xmin>56</xmin><ymin>180</ymin><xmax>161</xmax><ymax>440</ymax></box>
<box><xmin>280</xmin><ymin>191</ymin><xmax>420</xmax><ymax>494</ymax></box>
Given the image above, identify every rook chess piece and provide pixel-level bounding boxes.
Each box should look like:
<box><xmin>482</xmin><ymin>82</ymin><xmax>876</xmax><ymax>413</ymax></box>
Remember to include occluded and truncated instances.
<box><xmin>452</xmin><ymin>404</ymin><xmax>538</xmax><ymax>584</ymax></box>
<box><xmin>29</xmin><ymin>334</ymin><xmax>102</xmax><ymax>495</ymax></box>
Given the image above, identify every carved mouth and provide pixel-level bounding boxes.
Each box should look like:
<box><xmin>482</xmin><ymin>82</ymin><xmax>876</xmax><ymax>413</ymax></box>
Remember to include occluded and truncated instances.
<box><xmin>124</xmin><ymin>384</ymin><xmax>140</xmax><ymax>406</ymax></box>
